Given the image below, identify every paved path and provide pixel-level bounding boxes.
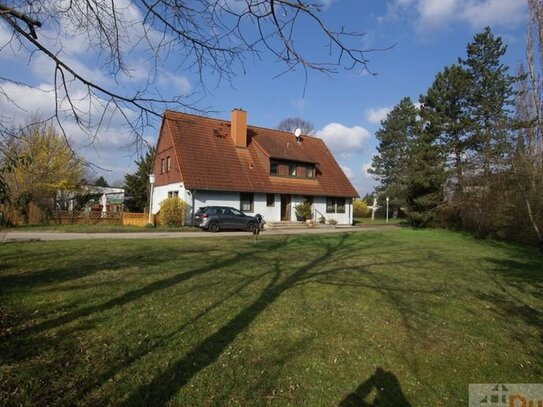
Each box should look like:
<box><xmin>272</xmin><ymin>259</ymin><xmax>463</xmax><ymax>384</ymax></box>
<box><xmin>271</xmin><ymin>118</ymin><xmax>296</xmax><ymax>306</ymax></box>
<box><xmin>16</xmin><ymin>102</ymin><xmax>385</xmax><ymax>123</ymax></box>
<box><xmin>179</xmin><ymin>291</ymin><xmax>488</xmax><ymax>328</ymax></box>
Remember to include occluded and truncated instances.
<box><xmin>1</xmin><ymin>225</ymin><xmax>397</xmax><ymax>242</ymax></box>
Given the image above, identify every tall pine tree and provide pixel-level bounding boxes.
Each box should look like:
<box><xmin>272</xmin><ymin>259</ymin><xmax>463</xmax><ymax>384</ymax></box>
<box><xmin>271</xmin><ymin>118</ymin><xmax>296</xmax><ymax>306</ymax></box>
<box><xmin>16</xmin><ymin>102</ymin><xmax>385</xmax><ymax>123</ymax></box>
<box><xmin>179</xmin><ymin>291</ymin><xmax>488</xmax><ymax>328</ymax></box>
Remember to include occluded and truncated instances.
<box><xmin>457</xmin><ymin>27</ymin><xmax>520</xmax><ymax>236</ymax></box>
<box><xmin>405</xmin><ymin>123</ymin><xmax>446</xmax><ymax>227</ymax></box>
<box><xmin>460</xmin><ymin>27</ymin><xmax>518</xmax><ymax>174</ymax></box>
<box><xmin>420</xmin><ymin>64</ymin><xmax>471</xmax><ymax>195</ymax></box>
<box><xmin>124</xmin><ymin>147</ymin><xmax>155</xmax><ymax>212</ymax></box>
<box><xmin>369</xmin><ymin>97</ymin><xmax>421</xmax><ymax>207</ymax></box>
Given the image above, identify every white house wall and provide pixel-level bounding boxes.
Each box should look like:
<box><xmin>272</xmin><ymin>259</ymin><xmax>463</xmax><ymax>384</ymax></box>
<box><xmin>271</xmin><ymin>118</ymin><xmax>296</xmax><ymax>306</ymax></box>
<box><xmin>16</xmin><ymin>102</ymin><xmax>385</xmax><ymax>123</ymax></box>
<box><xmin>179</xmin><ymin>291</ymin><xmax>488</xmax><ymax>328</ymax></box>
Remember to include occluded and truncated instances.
<box><xmin>151</xmin><ymin>182</ymin><xmax>187</xmax><ymax>215</ymax></box>
<box><xmin>311</xmin><ymin>196</ymin><xmax>352</xmax><ymax>225</ymax></box>
<box><xmin>193</xmin><ymin>191</ymin><xmax>280</xmax><ymax>223</ymax></box>
<box><xmin>152</xmin><ymin>186</ymin><xmax>352</xmax><ymax>224</ymax></box>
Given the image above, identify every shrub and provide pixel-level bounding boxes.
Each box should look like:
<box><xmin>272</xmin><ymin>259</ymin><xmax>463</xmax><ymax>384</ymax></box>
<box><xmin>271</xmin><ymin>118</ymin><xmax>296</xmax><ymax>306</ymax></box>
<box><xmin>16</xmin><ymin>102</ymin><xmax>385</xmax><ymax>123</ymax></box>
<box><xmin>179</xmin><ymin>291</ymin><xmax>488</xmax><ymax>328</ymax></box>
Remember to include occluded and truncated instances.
<box><xmin>327</xmin><ymin>219</ymin><xmax>338</xmax><ymax>225</ymax></box>
<box><xmin>318</xmin><ymin>215</ymin><xmax>326</xmax><ymax>224</ymax></box>
<box><xmin>353</xmin><ymin>199</ymin><xmax>371</xmax><ymax>218</ymax></box>
<box><xmin>159</xmin><ymin>197</ymin><xmax>189</xmax><ymax>226</ymax></box>
<box><xmin>294</xmin><ymin>201</ymin><xmax>312</xmax><ymax>221</ymax></box>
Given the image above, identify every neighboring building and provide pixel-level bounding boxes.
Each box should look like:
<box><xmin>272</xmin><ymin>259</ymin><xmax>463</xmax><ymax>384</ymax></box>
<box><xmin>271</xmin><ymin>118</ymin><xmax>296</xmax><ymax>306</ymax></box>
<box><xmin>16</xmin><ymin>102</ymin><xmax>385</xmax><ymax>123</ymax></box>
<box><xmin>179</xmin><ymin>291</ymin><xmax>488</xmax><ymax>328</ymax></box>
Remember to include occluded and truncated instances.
<box><xmin>151</xmin><ymin>109</ymin><xmax>359</xmax><ymax>224</ymax></box>
<box><xmin>56</xmin><ymin>185</ymin><xmax>125</xmax><ymax>212</ymax></box>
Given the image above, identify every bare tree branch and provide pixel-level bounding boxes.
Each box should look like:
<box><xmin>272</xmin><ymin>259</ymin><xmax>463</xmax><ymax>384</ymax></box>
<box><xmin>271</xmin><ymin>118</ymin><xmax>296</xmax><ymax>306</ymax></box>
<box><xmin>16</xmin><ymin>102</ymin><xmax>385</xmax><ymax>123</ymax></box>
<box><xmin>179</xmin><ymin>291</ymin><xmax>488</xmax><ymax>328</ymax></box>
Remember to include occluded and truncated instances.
<box><xmin>0</xmin><ymin>0</ymin><xmax>381</xmax><ymax>158</ymax></box>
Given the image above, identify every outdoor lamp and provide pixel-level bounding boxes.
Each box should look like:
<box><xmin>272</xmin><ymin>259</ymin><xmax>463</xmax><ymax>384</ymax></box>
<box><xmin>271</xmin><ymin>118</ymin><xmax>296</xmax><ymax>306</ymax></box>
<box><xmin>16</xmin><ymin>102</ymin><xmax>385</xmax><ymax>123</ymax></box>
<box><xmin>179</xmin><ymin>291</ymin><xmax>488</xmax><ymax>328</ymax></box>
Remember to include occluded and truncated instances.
<box><xmin>148</xmin><ymin>173</ymin><xmax>155</xmax><ymax>224</ymax></box>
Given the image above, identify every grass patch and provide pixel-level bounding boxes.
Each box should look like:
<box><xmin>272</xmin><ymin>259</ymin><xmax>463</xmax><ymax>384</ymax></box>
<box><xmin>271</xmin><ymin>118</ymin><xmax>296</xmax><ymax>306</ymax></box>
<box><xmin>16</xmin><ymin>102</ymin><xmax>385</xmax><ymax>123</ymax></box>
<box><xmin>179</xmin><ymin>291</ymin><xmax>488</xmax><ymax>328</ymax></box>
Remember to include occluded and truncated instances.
<box><xmin>0</xmin><ymin>229</ymin><xmax>541</xmax><ymax>406</ymax></box>
<box><xmin>3</xmin><ymin>224</ymin><xmax>197</xmax><ymax>233</ymax></box>
<box><xmin>354</xmin><ymin>217</ymin><xmax>406</xmax><ymax>226</ymax></box>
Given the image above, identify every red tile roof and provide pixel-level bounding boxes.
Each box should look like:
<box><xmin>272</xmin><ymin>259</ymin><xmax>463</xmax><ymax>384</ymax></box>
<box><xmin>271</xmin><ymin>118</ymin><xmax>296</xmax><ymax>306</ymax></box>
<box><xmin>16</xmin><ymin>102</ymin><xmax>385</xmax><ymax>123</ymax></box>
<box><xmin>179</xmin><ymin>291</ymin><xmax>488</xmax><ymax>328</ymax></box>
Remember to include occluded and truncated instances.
<box><xmin>157</xmin><ymin>110</ymin><xmax>359</xmax><ymax>197</ymax></box>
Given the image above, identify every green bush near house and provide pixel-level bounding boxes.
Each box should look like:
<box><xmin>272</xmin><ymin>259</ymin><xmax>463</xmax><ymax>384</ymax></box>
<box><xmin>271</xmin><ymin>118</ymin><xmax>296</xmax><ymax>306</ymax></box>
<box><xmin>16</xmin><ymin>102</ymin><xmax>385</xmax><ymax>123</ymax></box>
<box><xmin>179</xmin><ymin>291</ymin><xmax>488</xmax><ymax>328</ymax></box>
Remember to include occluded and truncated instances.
<box><xmin>159</xmin><ymin>197</ymin><xmax>189</xmax><ymax>226</ymax></box>
<box><xmin>353</xmin><ymin>199</ymin><xmax>371</xmax><ymax>218</ymax></box>
<box><xmin>294</xmin><ymin>201</ymin><xmax>312</xmax><ymax>221</ymax></box>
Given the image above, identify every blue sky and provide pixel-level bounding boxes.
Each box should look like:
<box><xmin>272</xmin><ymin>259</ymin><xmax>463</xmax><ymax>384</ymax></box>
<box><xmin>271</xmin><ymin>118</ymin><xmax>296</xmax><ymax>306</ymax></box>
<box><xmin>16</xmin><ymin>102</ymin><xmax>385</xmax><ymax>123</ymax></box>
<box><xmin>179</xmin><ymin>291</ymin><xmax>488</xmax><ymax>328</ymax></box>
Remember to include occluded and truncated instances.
<box><xmin>0</xmin><ymin>0</ymin><xmax>528</xmax><ymax>194</ymax></box>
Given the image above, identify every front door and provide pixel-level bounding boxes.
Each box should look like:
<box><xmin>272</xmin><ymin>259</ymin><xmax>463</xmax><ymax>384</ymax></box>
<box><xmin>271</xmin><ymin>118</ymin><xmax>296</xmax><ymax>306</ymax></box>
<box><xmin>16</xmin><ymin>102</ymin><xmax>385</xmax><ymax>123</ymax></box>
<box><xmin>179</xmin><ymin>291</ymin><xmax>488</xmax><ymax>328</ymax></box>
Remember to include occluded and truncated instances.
<box><xmin>280</xmin><ymin>194</ymin><xmax>291</xmax><ymax>221</ymax></box>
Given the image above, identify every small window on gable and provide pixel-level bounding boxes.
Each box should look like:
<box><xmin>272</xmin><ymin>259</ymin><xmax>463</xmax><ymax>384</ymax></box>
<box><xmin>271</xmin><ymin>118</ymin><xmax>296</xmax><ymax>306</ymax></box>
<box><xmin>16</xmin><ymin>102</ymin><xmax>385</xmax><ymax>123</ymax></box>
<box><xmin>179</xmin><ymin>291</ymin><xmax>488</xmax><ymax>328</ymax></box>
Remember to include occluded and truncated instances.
<box><xmin>166</xmin><ymin>156</ymin><xmax>171</xmax><ymax>172</ymax></box>
<box><xmin>161</xmin><ymin>158</ymin><xmax>165</xmax><ymax>174</ymax></box>
<box><xmin>270</xmin><ymin>161</ymin><xmax>279</xmax><ymax>175</ymax></box>
<box><xmin>266</xmin><ymin>193</ymin><xmax>275</xmax><ymax>207</ymax></box>
<box><xmin>240</xmin><ymin>192</ymin><xmax>254</xmax><ymax>212</ymax></box>
<box><xmin>289</xmin><ymin>163</ymin><xmax>297</xmax><ymax>177</ymax></box>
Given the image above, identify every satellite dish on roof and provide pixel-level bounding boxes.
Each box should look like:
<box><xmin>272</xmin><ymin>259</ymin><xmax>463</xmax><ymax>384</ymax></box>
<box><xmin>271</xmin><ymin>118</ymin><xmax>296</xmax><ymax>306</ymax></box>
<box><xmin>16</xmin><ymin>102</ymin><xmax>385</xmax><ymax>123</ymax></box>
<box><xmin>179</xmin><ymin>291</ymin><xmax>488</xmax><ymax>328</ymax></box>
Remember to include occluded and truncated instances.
<box><xmin>294</xmin><ymin>128</ymin><xmax>302</xmax><ymax>138</ymax></box>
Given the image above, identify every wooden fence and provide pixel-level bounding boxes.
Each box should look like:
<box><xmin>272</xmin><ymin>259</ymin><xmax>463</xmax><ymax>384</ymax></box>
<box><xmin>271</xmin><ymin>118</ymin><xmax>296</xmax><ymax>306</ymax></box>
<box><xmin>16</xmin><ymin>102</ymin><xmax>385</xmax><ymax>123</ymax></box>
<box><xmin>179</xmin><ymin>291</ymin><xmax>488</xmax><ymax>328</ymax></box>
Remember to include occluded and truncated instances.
<box><xmin>51</xmin><ymin>210</ymin><xmax>123</xmax><ymax>225</ymax></box>
<box><xmin>1</xmin><ymin>209</ymin><xmax>155</xmax><ymax>227</ymax></box>
<box><xmin>122</xmin><ymin>212</ymin><xmax>150</xmax><ymax>227</ymax></box>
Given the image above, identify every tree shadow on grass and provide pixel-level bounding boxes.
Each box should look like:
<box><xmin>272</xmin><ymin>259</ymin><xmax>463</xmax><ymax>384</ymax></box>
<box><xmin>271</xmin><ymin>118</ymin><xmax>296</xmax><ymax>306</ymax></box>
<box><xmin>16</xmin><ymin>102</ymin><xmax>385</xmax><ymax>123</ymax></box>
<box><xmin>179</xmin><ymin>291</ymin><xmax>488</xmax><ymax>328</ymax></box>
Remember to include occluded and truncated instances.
<box><xmin>2</xmin><ymin>242</ymin><xmax>294</xmax><ymax>372</ymax></box>
<box><xmin>339</xmin><ymin>367</ymin><xmax>411</xmax><ymax>407</ymax></box>
<box><xmin>2</xmin><ymin>233</ymin><xmax>433</xmax><ymax>406</ymax></box>
<box><xmin>0</xmin><ymin>246</ymin><xmax>212</xmax><ymax>290</ymax></box>
<box><xmin>13</xmin><ymin>242</ymin><xmax>287</xmax><ymax>338</ymax></box>
<box><xmin>482</xmin><ymin>254</ymin><xmax>543</xmax><ymax>333</ymax></box>
<box><xmin>74</xmin><ymin>264</ymin><xmax>278</xmax><ymax>404</ymax></box>
<box><xmin>122</xmin><ymin>234</ymin><xmax>366</xmax><ymax>406</ymax></box>
<box><xmin>1</xmin><ymin>237</ymin><xmax>297</xmax><ymax>405</ymax></box>
<box><xmin>473</xmin><ymin>253</ymin><xmax>543</xmax><ymax>376</ymax></box>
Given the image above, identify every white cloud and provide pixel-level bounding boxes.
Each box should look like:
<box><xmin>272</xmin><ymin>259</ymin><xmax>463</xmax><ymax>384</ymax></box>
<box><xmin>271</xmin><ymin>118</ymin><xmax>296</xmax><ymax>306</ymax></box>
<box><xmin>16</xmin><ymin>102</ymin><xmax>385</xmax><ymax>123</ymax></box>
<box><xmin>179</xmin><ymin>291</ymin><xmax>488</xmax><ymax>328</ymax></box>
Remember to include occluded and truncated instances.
<box><xmin>0</xmin><ymin>80</ymin><xmax>147</xmax><ymax>182</ymax></box>
<box><xmin>461</xmin><ymin>0</ymin><xmax>525</xmax><ymax>28</ymax></box>
<box><xmin>0</xmin><ymin>82</ymin><xmax>55</xmax><ymax>118</ymax></box>
<box><xmin>316</xmin><ymin>122</ymin><xmax>371</xmax><ymax>154</ymax></box>
<box><xmin>382</xmin><ymin>0</ymin><xmax>526</xmax><ymax>30</ymax></box>
<box><xmin>158</xmin><ymin>73</ymin><xmax>192</xmax><ymax>95</ymax></box>
<box><xmin>365</xmin><ymin>106</ymin><xmax>392</xmax><ymax>124</ymax></box>
<box><xmin>417</xmin><ymin>0</ymin><xmax>457</xmax><ymax>26</ymax></box>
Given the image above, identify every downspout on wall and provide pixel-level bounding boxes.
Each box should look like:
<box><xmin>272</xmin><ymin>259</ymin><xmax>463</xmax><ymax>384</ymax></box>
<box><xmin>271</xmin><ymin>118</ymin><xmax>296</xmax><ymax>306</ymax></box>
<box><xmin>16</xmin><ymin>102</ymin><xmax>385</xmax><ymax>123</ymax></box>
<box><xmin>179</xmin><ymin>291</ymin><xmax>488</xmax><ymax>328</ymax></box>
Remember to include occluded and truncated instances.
<box><xmin>187</xmin><ymin>189</ymin><xmax>197</xmax><ymax>225</ymax></box>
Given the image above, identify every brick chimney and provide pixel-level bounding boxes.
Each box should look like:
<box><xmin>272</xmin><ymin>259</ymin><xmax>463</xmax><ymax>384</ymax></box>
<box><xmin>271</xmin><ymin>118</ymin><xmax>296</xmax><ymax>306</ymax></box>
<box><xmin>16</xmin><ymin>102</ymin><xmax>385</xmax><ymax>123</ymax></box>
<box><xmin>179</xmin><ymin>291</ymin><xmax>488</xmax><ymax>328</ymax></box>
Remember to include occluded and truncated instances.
<box><xmin>231</xmin><ymin>108</ymin><xmax>247</xmax><ymax>148</ymax></box>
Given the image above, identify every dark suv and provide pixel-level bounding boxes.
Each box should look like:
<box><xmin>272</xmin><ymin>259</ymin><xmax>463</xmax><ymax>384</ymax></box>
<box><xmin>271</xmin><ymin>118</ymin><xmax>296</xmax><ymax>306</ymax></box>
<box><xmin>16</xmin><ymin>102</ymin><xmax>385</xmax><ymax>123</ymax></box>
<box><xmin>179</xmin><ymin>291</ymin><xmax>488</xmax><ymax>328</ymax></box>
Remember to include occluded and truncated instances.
<box><xmin>194</xmin><ymin>206</ymin><xmax>258</xmax><ymax>232</ymax></box>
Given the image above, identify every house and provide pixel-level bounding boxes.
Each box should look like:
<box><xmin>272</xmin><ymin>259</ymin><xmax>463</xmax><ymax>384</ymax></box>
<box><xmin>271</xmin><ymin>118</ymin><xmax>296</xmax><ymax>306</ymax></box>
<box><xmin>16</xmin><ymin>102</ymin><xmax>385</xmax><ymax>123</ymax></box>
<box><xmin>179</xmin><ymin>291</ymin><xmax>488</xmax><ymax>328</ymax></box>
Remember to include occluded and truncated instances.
<box><xmin>56</xmin><ymin>185</ymin><xmax>125</xmax><ymax>212</ymax></box>
<box><xmin>151</xmin><ymin>109</ymin><xmax>359</xmax><ymax>224</ymax></box>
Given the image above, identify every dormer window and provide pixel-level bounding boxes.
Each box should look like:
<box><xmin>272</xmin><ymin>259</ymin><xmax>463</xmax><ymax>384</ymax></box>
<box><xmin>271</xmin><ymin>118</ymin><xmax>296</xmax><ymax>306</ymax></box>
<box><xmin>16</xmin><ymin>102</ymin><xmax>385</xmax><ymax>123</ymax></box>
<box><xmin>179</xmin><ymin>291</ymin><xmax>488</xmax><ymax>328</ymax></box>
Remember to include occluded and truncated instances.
<box><xmin>269</xmin><ymin>159</ymin><xmax>316</xmax><ymax>179</ymax></box>
<box><xmin>270</xmin><ymin>161</ymin><xmax>279</xmax><ymax>175</ymax></box>
<box><xmin>289</xmin><ymin>163</ymin><xmax>297</xmax><ymax>177</ymax></box>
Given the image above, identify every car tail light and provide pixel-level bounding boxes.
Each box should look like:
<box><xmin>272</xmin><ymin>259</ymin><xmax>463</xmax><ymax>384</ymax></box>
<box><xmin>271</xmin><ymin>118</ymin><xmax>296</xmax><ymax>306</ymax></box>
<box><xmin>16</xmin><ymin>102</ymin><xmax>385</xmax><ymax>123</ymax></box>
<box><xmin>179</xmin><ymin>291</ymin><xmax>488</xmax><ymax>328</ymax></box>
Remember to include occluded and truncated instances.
<box><xmin>200</xmin><ymin>213</ymin><xmax>209</xmax><ymax>218</ymax></box>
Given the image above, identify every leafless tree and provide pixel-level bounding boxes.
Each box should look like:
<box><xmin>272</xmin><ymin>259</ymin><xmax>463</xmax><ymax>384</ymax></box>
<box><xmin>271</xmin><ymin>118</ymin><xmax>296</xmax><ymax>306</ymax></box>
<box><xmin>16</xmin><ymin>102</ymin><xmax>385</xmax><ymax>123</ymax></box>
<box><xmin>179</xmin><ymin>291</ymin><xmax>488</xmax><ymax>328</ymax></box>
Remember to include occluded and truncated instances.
<box><xmin>509</xmin><ymin>0</ymin><xmax>543</xmax><ymax>247</ymax></box>
<box><xmin>277</xmin><ymin>116</ymin><xmax>314</xmax><ymax>135</ymax></box>
<box><xmin>0</xmin><ymin>1</ymin><xmax>379</xmax><ymax>148</ymax></box>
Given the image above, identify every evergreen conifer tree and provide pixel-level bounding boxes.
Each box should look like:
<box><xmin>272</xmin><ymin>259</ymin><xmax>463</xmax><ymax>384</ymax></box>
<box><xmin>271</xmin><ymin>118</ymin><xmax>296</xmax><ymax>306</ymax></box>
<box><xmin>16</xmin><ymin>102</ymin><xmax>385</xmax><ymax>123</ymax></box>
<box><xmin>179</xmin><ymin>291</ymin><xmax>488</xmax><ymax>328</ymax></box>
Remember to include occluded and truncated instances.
<box><xmin>369</xmin><ymin>97</ymin><xmax>421</xmax><ymax>207</ymax></box>
<box><xmin>124</xmin><ymin>147</ymin><xmax>155</xmax><ymax>212</ymax></box>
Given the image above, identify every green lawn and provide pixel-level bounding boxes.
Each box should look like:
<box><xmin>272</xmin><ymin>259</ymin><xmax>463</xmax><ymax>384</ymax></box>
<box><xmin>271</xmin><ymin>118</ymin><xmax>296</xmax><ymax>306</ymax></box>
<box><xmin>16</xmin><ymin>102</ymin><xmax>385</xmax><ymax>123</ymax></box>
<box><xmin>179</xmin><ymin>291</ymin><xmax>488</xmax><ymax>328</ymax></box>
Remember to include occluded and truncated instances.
<box><xmin>0</xmin><ymin>229</ymin><xmax>541</xmax><ymax>406</ymax></box>
<box><xmin>354</xmin><ymin>217</ymin><xmax>406</xmax><ymax>226</ymax></box>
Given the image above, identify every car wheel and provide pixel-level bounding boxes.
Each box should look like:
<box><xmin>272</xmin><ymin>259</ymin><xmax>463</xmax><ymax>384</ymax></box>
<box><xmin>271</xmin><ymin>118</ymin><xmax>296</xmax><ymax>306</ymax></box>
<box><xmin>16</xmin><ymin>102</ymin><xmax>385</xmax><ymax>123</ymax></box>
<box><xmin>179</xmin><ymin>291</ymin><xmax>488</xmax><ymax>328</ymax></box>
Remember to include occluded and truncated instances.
<box><xmin>208</xmin><ymin>222</ymin><xmax>220</xmax><ymax>233</ymax></box>
<box><xmin>246</xmin><ymin>222</ymin><xmax>256</xmax><ymax>232</ymax></box>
